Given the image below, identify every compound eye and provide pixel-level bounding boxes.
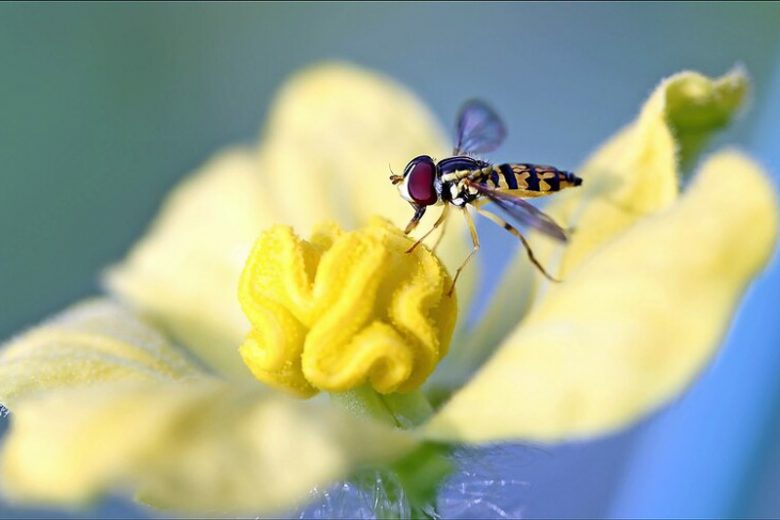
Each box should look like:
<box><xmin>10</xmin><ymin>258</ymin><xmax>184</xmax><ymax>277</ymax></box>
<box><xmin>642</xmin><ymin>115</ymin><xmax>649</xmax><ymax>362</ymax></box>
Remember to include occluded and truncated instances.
<box><xmin>405</xmin><ymin>156</ymin><xmax>438</xmax><ymax>206</ymax></box>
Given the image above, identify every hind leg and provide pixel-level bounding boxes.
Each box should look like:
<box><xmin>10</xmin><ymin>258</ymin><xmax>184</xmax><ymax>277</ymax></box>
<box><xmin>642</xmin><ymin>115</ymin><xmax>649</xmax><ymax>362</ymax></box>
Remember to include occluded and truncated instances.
<box><xmin>476</xmin><ymin>207</ymin><xmax>560</xmax><ymax>282</ymax></box>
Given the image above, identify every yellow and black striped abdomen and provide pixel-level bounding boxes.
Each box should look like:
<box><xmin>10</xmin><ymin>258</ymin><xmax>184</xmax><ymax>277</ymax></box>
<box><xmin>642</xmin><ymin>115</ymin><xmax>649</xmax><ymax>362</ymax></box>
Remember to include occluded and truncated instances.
<box><xmin>476</xmin><ymin>163</ymin><xmax>582</xmax><ymax>197</ymax></box>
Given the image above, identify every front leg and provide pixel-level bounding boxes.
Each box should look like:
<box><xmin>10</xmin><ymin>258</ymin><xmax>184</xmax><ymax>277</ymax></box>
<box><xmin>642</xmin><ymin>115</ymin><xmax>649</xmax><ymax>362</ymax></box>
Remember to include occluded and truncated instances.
<box><xmin>404</xmin><ymin>206</ymin><xmax>427</xmax><ymax>235</ymax></box>
<box><xmin>406</xmin><ymin>205</ymin><xmax>450</xmax><ymax>253</ymax></box>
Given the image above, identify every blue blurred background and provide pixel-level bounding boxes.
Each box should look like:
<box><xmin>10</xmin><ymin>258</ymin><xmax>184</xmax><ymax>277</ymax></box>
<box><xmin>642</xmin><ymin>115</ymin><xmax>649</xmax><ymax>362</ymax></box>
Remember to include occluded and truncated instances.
<box><xmin>1</xmin><ymin>3</ymin><xmax>779</xmax><ymax>518</ymax></box>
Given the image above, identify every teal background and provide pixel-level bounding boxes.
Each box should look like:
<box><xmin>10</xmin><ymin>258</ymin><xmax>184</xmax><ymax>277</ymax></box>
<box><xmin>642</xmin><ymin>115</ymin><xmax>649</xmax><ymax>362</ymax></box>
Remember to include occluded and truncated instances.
<box><xmin>1</xmin><ymin>3</ymin><xmax>780</xmax><ymax>518</ymax></box>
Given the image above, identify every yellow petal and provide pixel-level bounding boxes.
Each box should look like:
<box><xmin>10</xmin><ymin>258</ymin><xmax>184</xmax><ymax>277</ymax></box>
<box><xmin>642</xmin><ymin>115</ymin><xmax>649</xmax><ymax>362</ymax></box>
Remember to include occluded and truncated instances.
<box><xmin>534</xmin><ymin>69</ymin><xmax>748</xmax><ymax>278</ymax></box>
<box><xmin>238</xmin><ymin>218</ymin><xmax>457</xmax><ymax>396</ymax></box>
<box><xmin>1</xmin><ymin>380</ymin><xmax>415</xmax><ymax>515</ymax></box>
<box><xmin>104</xmin><ymin>149</ymin><xmax>274</xmax><ymax>379</ymax></box>
<box><xmin>260</xmin><ymin>62</ymin><xmax>448</xmax><ymax>232</ymax></box>
<box><xmin>0</xmin><ymin>299</ymin><xmax>201</xmax><ymax>408</ymax></box>
<box><xmin>424</xmin><ymin>151</ymin><xmax>777</xmax><ymax>442</ymax></box>
<box><xmin>259</xmin><ymin>62</ymin><xmax>479</xmax><ymax>312</ymax></box>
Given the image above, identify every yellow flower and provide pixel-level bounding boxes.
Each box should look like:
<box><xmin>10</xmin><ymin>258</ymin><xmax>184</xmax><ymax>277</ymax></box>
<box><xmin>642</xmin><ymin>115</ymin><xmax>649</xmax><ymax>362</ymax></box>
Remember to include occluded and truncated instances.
<box><xmin>0</xmin><ymin>62</ymin><xmax>776</xmax><ymax>516</ymax></box>
<box><xmin>238</xmin><ymin>218</ymin><xmax>456</xmax><ymax>397</ymax></box>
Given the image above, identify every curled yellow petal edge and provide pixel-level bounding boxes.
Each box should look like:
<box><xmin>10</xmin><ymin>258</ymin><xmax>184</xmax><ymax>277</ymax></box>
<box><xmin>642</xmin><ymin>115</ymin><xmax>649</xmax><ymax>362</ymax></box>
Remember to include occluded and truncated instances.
<box><xmin>0</xmin><ymin>301</ymin><xmax>416</xmax><ymax>514</ymax></box>
<box><xmin>423</xmin><ymin>151</ymin><xmax>778</xmax><ymax>443</ymax></box>
<box><xmin>238</xmin><ymin>217</ymin><xmax>457</xmax><ymax>396</ymax></box>
<box><xmin>534</xmin><ymin>69</ymin><xmax>748</xmax><ymax>278</ymax></box>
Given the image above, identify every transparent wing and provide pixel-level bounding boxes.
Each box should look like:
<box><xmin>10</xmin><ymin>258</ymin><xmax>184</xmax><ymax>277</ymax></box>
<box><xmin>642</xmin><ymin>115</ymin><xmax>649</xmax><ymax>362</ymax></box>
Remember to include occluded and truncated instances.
<box><xmin>469</xmin><ymin>182</ymin><xmax>568</xmax><ymax>241</ymax></box>
<box><xmin>454</xmin><ymin>100</ymin><xmax>507</xmax><ymax>156</ymax></box>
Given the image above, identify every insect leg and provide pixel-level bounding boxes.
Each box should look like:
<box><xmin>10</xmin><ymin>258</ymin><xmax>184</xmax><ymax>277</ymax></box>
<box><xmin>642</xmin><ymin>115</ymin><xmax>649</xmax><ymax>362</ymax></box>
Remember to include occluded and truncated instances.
<box><xmin>448</xmin><ymin>207</ymin><xmax>480</xmax><ymax>297</ymax></box>
<box><xmin>403</xmin><ymin>206</ymin><xmax>427</xmax><ymax>235</ymax></box>
<box><xmin>431</xmin><ymin>205</ymin><xmax>450</xmax><ymax>252</ymax></box>
<box><xmin>406</xmin><ymin>204</ymin><xmax>450</xmax><ymax>253</ymax></box>
<box><xmin>476</xmin><ymin>207</ymin><xmax>561</xmax><ymax>283</ymax></box>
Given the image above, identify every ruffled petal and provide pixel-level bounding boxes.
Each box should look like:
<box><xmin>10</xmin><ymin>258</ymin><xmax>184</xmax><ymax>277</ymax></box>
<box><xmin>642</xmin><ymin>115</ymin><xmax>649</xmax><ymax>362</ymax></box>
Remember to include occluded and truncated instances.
<box><xmin>424</xmin><ymin>151</ymin><xmax>777</xmax><ymax>442</ymax></box>
<box><xmin>238</xmin><ymin>218</ymin><xmax>457</xmax><ymax>396</ymax></box>
<box><xmin>0</xmin><ymin>299</ymin><xmax>202</xmax><ymax>408</ymax></box>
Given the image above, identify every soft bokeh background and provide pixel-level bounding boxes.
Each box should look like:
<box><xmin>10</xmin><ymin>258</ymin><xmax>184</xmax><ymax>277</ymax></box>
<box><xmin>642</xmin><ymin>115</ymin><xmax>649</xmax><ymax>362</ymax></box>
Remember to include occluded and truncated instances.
<box><xmin>1</xmin><ymin>3</ymin><xmax>779</xmax><ymax>518</ymax></box>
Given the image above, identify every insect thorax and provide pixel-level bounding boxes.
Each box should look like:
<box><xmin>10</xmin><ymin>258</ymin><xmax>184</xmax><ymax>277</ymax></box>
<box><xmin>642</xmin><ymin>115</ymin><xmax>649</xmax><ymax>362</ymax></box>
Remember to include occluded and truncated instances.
<box><xmin>437</xmin><ymin>156</ymin><xmax>489</xmax><ymax>207</ymax></box>
<box><xmin>438</xmin><ymin>175</ymin><xmax>478</xmax><ymax>207</ymax></box>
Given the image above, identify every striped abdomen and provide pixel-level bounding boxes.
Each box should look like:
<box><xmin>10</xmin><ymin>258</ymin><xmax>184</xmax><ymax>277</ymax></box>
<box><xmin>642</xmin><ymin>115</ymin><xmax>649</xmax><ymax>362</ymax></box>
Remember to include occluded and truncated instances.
<box><xmin>477</xmin><ymin>163</ymin><xmax>582</xmax><ymax>196</ymax></box>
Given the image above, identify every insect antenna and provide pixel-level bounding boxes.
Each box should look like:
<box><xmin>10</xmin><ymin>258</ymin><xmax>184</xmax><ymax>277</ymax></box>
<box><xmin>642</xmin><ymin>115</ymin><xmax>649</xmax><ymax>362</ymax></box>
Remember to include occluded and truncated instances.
<box><xmin>388</xmin><ymin>164</ymin><xmax>403</xmax><ymax>185</ymax></box>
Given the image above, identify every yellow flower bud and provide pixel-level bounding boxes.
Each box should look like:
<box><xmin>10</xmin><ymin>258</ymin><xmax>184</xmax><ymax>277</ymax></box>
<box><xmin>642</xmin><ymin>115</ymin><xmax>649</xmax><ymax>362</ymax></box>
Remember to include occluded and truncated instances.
<box><xmin>238</xmin><ymin>217</ymin><xmax>457</xmax><ymax>397</ymax></box>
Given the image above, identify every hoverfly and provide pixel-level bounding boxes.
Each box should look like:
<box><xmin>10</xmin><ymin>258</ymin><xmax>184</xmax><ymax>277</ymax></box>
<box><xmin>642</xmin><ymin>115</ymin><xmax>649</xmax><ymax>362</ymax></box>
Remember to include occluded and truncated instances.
<box><xmin>389</xmin><ymin>99</ymin><xmax>583</xmax><ymax>295</ymax></box>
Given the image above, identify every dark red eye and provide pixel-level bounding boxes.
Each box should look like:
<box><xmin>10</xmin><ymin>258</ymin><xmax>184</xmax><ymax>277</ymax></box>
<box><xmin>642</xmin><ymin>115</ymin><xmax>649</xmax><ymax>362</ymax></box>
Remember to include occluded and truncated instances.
<box><xmin>405</xmin><ymin>155</ymin><xmax>437</xmax><ymax>206</ymax></box>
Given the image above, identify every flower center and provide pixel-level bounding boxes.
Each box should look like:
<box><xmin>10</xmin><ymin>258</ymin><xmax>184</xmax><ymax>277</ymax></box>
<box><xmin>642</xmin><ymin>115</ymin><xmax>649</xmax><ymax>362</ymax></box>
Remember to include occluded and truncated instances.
<box><xmin>237</xmin><ymin>217</ymin><xmax>457</xmax><ymax>397</ymax></box>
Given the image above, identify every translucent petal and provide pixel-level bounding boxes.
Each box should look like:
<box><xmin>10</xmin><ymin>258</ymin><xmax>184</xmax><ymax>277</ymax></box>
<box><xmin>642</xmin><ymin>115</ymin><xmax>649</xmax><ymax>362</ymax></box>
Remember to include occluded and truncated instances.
<box><xmin>0</xmin><ymin>380</ymin><xmax>415</xmax><ymax>515</ymax></box>
<box><xmin>0</xmin><ymin>299</ymin><xmax>201</xmax><ymax>408</ymax></box>
<box><xmin>435</xmin><ymin>446</ymin><xmax>532</xmax><ymax>519</ymax></box>
<box><xmin>296</xmin><ymin>447</ymin><xmax>534</xmax><ymax>520</ymax></box>
<box><xmin>424</xmin><ymin>151</ymin><xmax>778</xmax><ymax>442</ymax></box>
<box><xmin>298</xmin><ymin>470</ymin><xmax>410</xmax><ymax>520</ymax></box>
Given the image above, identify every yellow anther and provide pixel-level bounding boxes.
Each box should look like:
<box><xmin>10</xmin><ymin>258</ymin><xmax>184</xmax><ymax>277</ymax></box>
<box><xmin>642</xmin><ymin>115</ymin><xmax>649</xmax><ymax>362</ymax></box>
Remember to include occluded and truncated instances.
<box><xmin>238</xmin><ymin>217</ymin><xmax>457</xmax><ymax>397</ymax></box>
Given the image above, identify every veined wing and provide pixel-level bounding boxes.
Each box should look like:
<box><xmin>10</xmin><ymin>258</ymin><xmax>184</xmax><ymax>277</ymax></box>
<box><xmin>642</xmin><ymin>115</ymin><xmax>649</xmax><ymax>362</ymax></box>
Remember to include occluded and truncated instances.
<box><xmin>454</xmin><ymin>99</ymin><xmax>507</xmax><ymax>156</ymax></box>
<box><xmin>469</xmin><ymin>182</ymin><xmax>568</xmax><ymax>241</ymax></box>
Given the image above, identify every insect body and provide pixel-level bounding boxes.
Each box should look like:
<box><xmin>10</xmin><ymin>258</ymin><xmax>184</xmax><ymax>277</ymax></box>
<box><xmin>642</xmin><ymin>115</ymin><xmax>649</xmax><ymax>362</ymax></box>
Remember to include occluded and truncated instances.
<box><xmin>389</xmin><ymin>100</ymin><xmax>583</xmax><ymax>295</ymax></box>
